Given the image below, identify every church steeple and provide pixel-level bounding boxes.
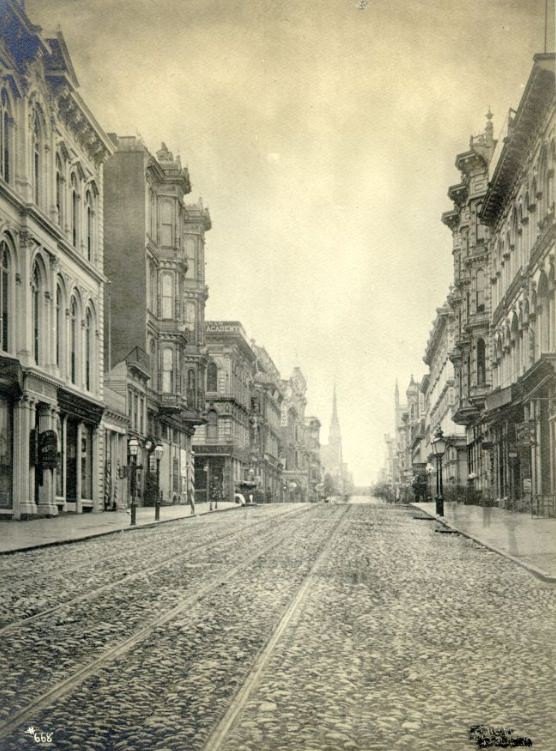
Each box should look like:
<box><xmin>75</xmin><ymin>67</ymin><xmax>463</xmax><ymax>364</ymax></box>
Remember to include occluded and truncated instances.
<box><xmin>330</xmin><ymin>383</ymin><xmax>341</xmax><ymax>442</ymax></box>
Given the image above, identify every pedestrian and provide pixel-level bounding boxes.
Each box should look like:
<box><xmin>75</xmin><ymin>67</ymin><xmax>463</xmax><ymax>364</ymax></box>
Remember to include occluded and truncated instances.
<box><xmin>188</xmin><ymin>489</ymin><xmax>196</xmax><ymax>516</ymax></box>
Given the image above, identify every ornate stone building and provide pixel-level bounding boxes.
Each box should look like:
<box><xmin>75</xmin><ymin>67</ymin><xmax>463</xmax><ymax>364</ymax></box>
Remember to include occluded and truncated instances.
<box><xmin>481</xmin><ymin>53</ymin><xmax>555</xmax><ymax>511</ymax></box>
<box><xmin>0</xmin><ymin>1</ymin><xmax>113</xmax><ymax>518</ymax></box>
<box><xmin>442</xmin><ymin>114</ymin><xmax>497</xmax><ymax>499</ymax></box>
<box><xmin>422</xmin><ymin>300</ymin><xmax>467</xmax><ymax>497</ymax></box>
<box><xmin>304</xmin><ymin>416</ymin><xmax>322</xmax><ymax>501</ymax></box>
<box><xmin>250</xmin><ymin>343</ymin><xmax>283</xmax><ymax>501</ymax></box>
<box><xmin>192</xmin><ymin>321</ymin><xmax>255</xmax><ymax>503</ymax></box>
<box><xmin>104</xmin><ymin>137</ymin><xmax>210</xmax><ymax>506</ymax></box>
<box><xmin>280</xmin><ymin>368</ymin><xmax>310</xmax><ymax>501</ymax></box>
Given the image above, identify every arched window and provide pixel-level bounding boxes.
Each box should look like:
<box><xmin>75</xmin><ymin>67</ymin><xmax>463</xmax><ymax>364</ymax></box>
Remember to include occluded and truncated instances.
<box><xmin>207</xmin><ymin>409</ymin><xmax>218</xmax><ymax>441</ymax></box>
<box><xmin>1</xmin><ymin>90</ymin><xmax>12</xmax><ymax>183</ymax></box>
<box><xmin>31</xmin><ymin>262</ymin><xmax>42</xmax><ymax>364</ymax></box>
<box><xmin>56</xmin><ymin>155</ymin><xmax>64</xmax><ymax>227</ymax></box>
<box><xmin>476</xmin><ymin>338</ymin><xmax>486</xmax><ymax>387</ymax></box>
<box><xmin>85</xmin><ymin>307</ymin><xmax>94</xmax><ymax>391</ymax></box>
<box><xmin>32</xmin><ymin>109</ymin><xmax>45</xmax><ymax>207</ymax></box>
<box><xmin>0</xmin><ymin>241</ymin><xmax>10</xmax><ymax>352</ymax></box>
<box><xmin>207</xmin><ymin>361</ymin><xmax>218</xmax><ymax>392</ymax></box>
<box><xmin>187</xmin><ymin>368</ymin><xmax>196</xmax><ymax>408</ymax></box>
<box><xmin>56</xmin><ymin>282</ymin><xmax>64</xmax><ymax>370</ymax></box>
<box><xmin>71</xmin><ymin>173</ymin><xmax>79</xmax><ymax>248</ymax></box>
<box><xmin>70</xmin><ymin>296</ymin><xmax>78</xmax><ymax>385</ymax></box>
<box><xmin>161</xmin><ymin>272</ymin><xmax>173</xmax><ymax>319</ymax></box>
<box><xmin>162</xmin><ymin>347</ymin><xmax>173</xmax><ymax>393</ymax></box>
<box><xmin>85</xmin><ymin>191</ymin><xmax>93</xmax><ymax>261</ymax></box>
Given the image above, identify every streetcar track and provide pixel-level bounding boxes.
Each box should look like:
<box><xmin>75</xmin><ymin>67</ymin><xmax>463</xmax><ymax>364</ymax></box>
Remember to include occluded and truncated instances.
<box><xmin>0</xmin><ymin>505</ymin><xmax>311</xmax><ymax>637</ymax></box>
<box><xmin>202</xmin><ymin>504</ymin><xmax>350</xmax><ymax>751</ymax></box>
<box><xmin>0</xmin><ymin>504</ymin><xmax>324</xmax><ymax>741</ymax></box>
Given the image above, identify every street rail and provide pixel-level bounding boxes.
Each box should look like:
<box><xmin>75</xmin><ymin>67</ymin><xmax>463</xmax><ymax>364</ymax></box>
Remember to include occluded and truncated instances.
<box><xmin>202</xmin><ymin>503</ymin><xmax>350</xmax><ymax>751</ymax></box>
<box><xmin>0</xmin><ymin>504</ymin><xmax>309</xmax><ymax>636</ymax></box>
<box><xmin>0</xmin><ymin>504</ymin><xmax>318</xmax><ymax>740</ymax></box>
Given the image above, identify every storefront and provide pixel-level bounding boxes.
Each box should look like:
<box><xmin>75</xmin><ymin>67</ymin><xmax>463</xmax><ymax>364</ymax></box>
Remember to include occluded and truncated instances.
<box><xmin>0</xmin><ymin>355</ymin><xmax>22</xmax><ymax>515</ymax></box>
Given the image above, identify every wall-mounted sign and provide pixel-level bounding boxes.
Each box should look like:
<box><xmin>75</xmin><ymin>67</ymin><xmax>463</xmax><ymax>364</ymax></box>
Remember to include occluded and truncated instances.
<box><xmin>39</xmin><ymin>430</ymin><xmax>58</xmax><ymax>469</ymax></box>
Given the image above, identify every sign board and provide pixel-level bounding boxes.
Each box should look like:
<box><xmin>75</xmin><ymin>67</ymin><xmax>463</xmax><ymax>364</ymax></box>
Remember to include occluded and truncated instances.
<box><xmin>39</xmin><ymin>430</ymin><xmax>58</xmax><ymax>469</ymax></box>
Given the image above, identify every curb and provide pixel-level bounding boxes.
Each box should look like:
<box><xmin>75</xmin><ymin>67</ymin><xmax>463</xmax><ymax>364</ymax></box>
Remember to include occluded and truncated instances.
<box><xmin>0</xmin><ymin>504</ymin><xmax>243</xmax><ymax>556</ymax></box>
<box><xmin>410</xmin><ymin>504</ymin><xmax>556</xmax><ymax>583</ymax></box>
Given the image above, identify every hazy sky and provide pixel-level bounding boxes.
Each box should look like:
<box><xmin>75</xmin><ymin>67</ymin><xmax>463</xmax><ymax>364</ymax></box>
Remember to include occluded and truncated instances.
<box><xmin>30</xmin><ymin>0</ymin><xmax>551</xmax><ymax>484</ymax></box>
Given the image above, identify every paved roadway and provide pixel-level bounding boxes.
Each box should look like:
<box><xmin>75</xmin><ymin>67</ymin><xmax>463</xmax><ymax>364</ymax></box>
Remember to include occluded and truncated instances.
<box><xmin>0</xmin><ymin>499</ymin><xmax>554</xmax><ymax>750</ymax></box>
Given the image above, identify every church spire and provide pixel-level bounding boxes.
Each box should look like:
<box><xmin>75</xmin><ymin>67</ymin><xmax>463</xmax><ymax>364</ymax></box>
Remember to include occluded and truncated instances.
<box><xmin>330</xmin><ymin>383</ymin><xmax>341</xmax><ymax>441</ymax></box>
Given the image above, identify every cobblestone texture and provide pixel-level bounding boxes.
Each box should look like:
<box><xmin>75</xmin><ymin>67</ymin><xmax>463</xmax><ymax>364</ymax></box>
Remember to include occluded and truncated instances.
<box><xmin>1</xmin><ymin>502</ymin><xmax>554</xmax><ymax>751</ymax></box>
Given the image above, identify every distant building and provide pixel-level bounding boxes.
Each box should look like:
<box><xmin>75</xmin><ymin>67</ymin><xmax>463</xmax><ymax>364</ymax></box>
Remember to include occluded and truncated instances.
<box><xmin>321</xmin><ymin>386</ymin><xmax>352</xmax><ymax>496</ymax></box>
<box><xmin>192</xmin><ymin>321</ymin><xmax>255</xmax><ymax>502</ymax></box>
<box><xmin>104</xmin><ymin>137</ymin><xmax>210</xmax><ymax>507</ymax></box>
<box><xmin>280</xmin><ymin>368</ymin><xmax>310</xmax><ymax>501</ymax></box>
<box><xmin>304</xmin><ymin>416</ymin><xmax>323</xmax><ymax>500</ymax></box>
<box><xmin>0</xmin><ymin>1</ymin><xmax>113</xmax><ymax>518</ymax></box>
<box><xmin>250</xmin><ymin>343</ymin><xmax>284</xmax><ymax>501</ymax></box>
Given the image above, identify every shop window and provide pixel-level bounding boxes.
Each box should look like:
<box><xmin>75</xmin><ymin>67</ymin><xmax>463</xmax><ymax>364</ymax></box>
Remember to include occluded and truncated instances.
<box><xmin>0</xmin><ymin>396</ymin><xmax>12</xmax><ymax>508</ymax></box>
<box><xmin>0</xmin><ymin>241</ymin><xmax>10</xmax><ymax>352</ymax></box>
<box><xmin>81</xmin><ymin>426</ymin><xmax>93</xmax><ymax>500</ymax></box>
<box><xmin>56</xmin><ymin>415</ymin><xmax>64</xmax><ymax>498</ymax></box>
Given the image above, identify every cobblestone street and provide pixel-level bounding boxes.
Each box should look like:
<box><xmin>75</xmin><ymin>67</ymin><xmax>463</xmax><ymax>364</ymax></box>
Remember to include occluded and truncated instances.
<box><xmin>1</xmin><ymin>501</ymin><xmax>554</xmax><ymax>751</ymax></box>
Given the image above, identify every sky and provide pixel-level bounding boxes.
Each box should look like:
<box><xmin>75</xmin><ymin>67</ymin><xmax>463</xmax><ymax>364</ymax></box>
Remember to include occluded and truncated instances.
<box><xmin>29</xmin><ymin>0</ymin><xmax>552</xmax><ymax>485</ymax></box>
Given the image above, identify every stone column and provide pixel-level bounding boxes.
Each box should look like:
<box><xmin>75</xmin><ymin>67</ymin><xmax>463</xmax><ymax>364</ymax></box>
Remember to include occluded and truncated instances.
<box><xmin>13</xmin><ymin>394</ymin><xmax>37</xmax><ymax>519</ymax></box>
<box><xmin>36</xmin><ymin>403</ymin><xmax>58</xmax><ymax>516</ymax></box>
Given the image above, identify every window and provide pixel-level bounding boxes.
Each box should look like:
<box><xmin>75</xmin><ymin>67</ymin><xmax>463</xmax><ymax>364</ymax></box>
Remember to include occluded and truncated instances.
<box><xmin>207</xmin><ymin>361</ymin><xmax>218</xmax><ymax>392</ymax></box>
<box><xmin>56</xmin><ymin>155</ymin><xmax>64</xmax><ymax>227</ymax></box>
<box><xmin>1</xmin><ymin>90</ymin><xmax>12</xmax><ymax>184</ymax></box>
<box><xmin>149</xmin><ymin>260</ymin><xmax>157</xmax><ymax>313</ymax></box>
<box><xmin>477</xmin><ymin>339</ymin><xmax>486</xmax><ymax>387</ymax></box>
<box><xmin>85</xmin><ymin>307</ymin><xmax>93</xmax><ymax>391</ymax></box>
<box><xmin>70</xmin><ymin>296</ymin><xmax>78</xmax><ymax>385</ymax></box>
<box><xmin>149</xmin><ymin>338</ymin><xmax>157</xmax><ymax>390</ymax></box>
<box><xmin>185</xmin><ymin>301</ymin><xmax>196</xmax><ymax>329</ymax></box>
<box><xmin>160</xmin><ymin>200</ymin><xmax>173</xmax><ymax>246</ymax></box>
<box><xmin>31</xmin><ymin>262</ymin><xmax>42</xmax><ymax>364</ymax></box>
<box><xmin>71</xmin><ymin>174</ymin><xmax>79</xmax><ymax>248</ymax></box>
<box><xmin>207</xmin><ymin>410</ymin><xmax>218</xmax><ymax>441</ymax></box>
<box><xmin>85</xmin><ymin>191</ymin><xmax>93</xmax><ymax>261</ymax></box>
<box><xmin>187</xmin><ymin>369</ymin><xmax>196</xmax><ymax>408</ymax></box>
<box><xmin>56</xmin><ymin>282</ymin><xmax>64</xmax><ymax>370</ymax></box>
<box><xmin>161</xmin><ymin>273</ymin><xmax>173</xmax><ymax>319</ymax></box>
<box><xmin>32</xmin><ymin>110</ymin><xmax>43</xmax><ymax>206</ymax></box>
<box><xmin>81</xmin><ymin>426</ymin><xmax>93</xmax><ymax>499</ymax></box>
<box><xmin>0</xmin><ymin>242</ymin><xmax>10</xmax><ymax>352</ymax></box>
<box><xmin>476</xmin><ymin>269</ymin><xmax>485</xmax><ymax>313</ymax></box>
<box><xmin>162</xmin><ymin>347</ymin><xmax>173</xmax><ymax>393</ymax></box>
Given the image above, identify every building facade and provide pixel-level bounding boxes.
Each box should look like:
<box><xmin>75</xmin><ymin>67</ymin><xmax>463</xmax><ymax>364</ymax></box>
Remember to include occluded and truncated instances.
<box><xmin>280</xmin><ymin>368</ymin><xmax>310</xmax><ymax>501</ymax></box>
<box><xmin>422</xmin><ymin>300</ymin><xmax>467</xmax><ymax>498</ymax></box>
<box><xmin>193</xmin><ymin>321</ymin><xmax>255</xmax><ymax>503</ymax></box>
<box><xmin>0</xmin><ymin>1</ymin><xmax>113</xmax><ymax>518</ymax></box>
<box><xmin>250</xmin><ymin>343</ymin><xmax>283</xmax><ymax>501</ymax></box>
<box><xmin>481</xmin><ymin>54</ymin><xmax>555</xmax><ymax>512</ymax></box>
<box><xmin>104</xmin><ymin>137</ymin><xmax>210</xmax><ymax>507</ymax></box>
<box><xmin>442</xmin><ymin>114</ymin><xmax>497</xmax><ymax>500</ymax></box>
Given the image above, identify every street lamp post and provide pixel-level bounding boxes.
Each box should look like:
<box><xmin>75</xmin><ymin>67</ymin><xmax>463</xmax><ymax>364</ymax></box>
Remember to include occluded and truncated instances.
<box><xmin>204</xmin><ymin>463</ymin><xmax>211</xmax><ymax>511</ymax></box>
<box><xmin>431</xmin><ymin>427</ymin><xmax>447</xmax><ymax>517</ymax></box>
<box><xmin>128</xmin><ymin>437</ymin><xmax>139</xmax><ymax>526</ymax></box>
<box><xmin>154</xmin><ymin>442</ymin><xmax>164</xmax><ymax>521</ymax></box>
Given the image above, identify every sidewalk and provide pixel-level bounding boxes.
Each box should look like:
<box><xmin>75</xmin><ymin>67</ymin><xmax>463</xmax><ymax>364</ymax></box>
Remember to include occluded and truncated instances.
<box><xmin>412</xmin><ymin>501</ymin><xmax>556</xmax><ymax>581</ymax></box>
<box><xmin>0</xmin><ymin>501</ymin><xmax>239</xmax><ymax>554</ymax></box>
